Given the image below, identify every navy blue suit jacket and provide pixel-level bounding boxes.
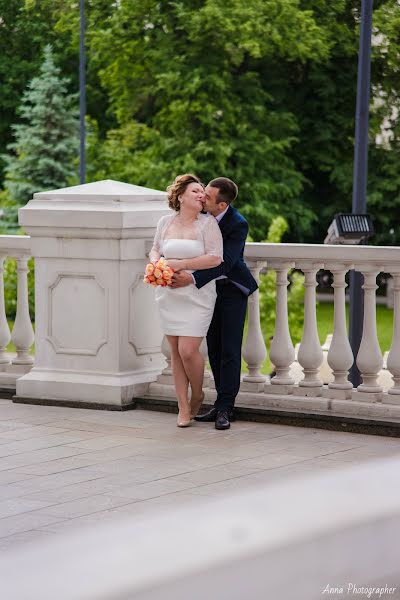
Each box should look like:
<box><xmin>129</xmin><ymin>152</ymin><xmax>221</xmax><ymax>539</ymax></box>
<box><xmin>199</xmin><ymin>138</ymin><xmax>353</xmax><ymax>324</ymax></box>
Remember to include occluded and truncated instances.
<box><xmin>193</xmin><ymin>205</ymin><xmax>258</xmax><ymax>295</ymax></box>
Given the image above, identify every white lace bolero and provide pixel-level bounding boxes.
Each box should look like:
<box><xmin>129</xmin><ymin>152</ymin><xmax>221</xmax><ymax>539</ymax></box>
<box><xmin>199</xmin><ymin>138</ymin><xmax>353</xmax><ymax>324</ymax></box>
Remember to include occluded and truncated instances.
<box><xmin>150</xmin><ymin>212</ymin><xmax>223</xmax><ymax>260</ymax></box>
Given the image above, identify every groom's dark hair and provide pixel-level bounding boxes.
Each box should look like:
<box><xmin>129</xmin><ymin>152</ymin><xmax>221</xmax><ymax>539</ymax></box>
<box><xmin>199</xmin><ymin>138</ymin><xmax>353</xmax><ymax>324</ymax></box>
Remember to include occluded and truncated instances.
<box><xmin>209</xmin><ymin>177</ymin><xmax>238</xmax><ymax>204</ymax></box>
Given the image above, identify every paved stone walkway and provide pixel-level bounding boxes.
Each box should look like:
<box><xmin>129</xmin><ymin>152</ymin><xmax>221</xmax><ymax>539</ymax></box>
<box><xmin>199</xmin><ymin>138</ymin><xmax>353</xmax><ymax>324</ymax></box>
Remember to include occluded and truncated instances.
<box><xmin>1</xmin><ymin>398</ymin><xmax>400</xmax><ymax>552</ymax></box>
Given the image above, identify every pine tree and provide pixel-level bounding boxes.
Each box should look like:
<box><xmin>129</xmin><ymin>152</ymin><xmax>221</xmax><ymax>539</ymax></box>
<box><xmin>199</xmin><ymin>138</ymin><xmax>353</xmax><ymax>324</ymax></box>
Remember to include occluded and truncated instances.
<box><xmin>2</xmin><ymin>44</ymin><xmax>79</xmax><ymax>208</ymax></box>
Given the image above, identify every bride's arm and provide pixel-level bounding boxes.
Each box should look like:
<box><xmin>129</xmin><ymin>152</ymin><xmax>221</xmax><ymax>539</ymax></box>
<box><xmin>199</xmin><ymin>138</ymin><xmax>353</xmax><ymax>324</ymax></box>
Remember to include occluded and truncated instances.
<box><xmin>167</xmin><ymin>254</ymin><xmax>221</xmax><ymax>272</ymax></box>
<box><xmin>167</xmin><ymin>217</ymin><xmax>223</xmax><ymax>271</ymax></box>
<box><xmin>149</xmin><ymin>215</ymin><xmax>168</xmax><ymax>263</ymax></box>
<box><xmin>149</xmin><ymin>248</ymin><xmax>160</xmax><ymax>264</ymax></box>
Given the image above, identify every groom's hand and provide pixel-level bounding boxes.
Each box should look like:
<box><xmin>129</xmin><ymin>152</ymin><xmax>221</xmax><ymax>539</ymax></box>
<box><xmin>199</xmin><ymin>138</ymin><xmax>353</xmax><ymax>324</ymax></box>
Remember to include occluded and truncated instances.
<box><xmin>171</xmin><ymin>271</ymin><xmax>193</xmax><ymax>288</ymax></box>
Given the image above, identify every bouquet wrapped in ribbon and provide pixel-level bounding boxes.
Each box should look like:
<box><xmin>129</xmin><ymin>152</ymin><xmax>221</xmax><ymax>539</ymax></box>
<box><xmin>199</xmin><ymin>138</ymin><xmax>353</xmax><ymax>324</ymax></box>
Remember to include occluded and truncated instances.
<box><xmin>143</xmin><ymin>258</ymin><xmax>174</xmax><ymax>287</ymax></box>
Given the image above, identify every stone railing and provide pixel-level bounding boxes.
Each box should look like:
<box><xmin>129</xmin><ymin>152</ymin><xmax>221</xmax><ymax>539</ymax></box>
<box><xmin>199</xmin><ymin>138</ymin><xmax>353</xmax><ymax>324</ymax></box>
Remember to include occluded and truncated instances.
<box><xmin>4</xmin><ymin>179</ymin><xmax>399</xmax><ymax>423</ymax></box>
<box><xmin>148</xmin><ymin>242</ymin><xmax>400</xmax><ymax>423</ymax></box>
<box><xmin>0</xmin><ymin>235</ymin><xmax>34</xmax><ymax>392</ymax></box>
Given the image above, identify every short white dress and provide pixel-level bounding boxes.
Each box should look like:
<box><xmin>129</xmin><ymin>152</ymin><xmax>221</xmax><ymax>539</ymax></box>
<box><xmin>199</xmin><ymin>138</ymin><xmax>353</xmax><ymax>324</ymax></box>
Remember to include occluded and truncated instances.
<box><xmin>151</xmin><ymin>213</ymin><xmax>223</xmax><ymax>337</ymax></box>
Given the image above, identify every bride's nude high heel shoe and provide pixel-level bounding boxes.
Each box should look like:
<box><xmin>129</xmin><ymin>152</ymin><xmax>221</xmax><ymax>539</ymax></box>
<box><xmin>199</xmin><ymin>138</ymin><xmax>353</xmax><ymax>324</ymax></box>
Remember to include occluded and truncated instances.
<box><xmin>190</xmin><ymin>391</ymin><xmax>205</xmax><ymax>419</ymax></box>
<box><xmin>177</xmin><ymin>415</ymin><xmax>192</xmax><ymax>427</ymax></box>
<box><xmin>177</xmin><ymin>400</ymin><xmax>192</xmax><ymax>427</ymax></box>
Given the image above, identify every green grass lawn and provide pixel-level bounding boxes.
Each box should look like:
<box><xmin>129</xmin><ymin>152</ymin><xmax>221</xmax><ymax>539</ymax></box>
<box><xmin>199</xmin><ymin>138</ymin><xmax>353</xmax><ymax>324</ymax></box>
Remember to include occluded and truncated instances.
<box><xmin>316</xmin><ymin>303</ymin><xmax>393</xmax><ymax>351</ymax></box>
<box><xmin>242</xmin><ymin>303</ymin><xmax>394</xmax><ymax>376</ymax></box>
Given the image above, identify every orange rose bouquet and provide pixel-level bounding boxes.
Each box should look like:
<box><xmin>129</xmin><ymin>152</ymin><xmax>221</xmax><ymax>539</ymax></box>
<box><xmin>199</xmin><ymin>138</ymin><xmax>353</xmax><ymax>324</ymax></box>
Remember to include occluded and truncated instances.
<box><xmin>143</xmin><ymin>258</ymin><xmax>174</xmax><ymax>287</ymax></box>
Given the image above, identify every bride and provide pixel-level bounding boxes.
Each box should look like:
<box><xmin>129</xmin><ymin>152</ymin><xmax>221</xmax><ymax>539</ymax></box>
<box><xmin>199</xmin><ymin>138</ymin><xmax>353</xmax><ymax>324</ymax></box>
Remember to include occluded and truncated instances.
<box><xmin>149</xmin><ymin>174</ymin><xmax>223</xmax><ymax>427</ymax></box>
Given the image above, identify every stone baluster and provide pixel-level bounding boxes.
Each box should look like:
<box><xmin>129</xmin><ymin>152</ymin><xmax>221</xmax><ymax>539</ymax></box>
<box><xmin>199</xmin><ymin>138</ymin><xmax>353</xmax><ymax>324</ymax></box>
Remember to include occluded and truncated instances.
<box><xmin>0</xmin><ymin>256</ymin><xmax>11</xmax><ymax>365</ymax></box>
<box><xmin>242</xmin><ymin>261</ymin><xmax>267</xmax><ymax>391</ymax></box>
<box><xmin>156</xmin><ymin>335</ymin><xmax>173</xmax><ymax>385</ymax></box>
<box><xmin>268</xmin><ymin>262</ymin><xmax>295</xmax><ymax>393</ymax></box>
<box><xmin>325</xmin><ymin>264</ymin><xmax>354</xmax><ymax>399</ymax></box>
<box><xmin>385</xmin><ymin>272</ymin><xmax>400</xmax><ymax>401</ymax></box>
<box><xmin>199</xmin><ymin>337</ymin><xmax>211</xmax><ymax>388</ymax></box>
<box><xmin>297</xmin><ymin>263</ymin><xmax>324</xmax><ymax>393</ymax></box>
<box><xmin>161</xmin><ymin>335</ymin><xmax>172</xmax><ymax>375</ymax></box>
<box><xmin>353</xmin><ymin>268</ymin><xmax>383</xmax><ymax>401</ymax></box>
<box><xmin>11</xmin><ymin>256</ymin><xmax>34</xmax><ymax>365</ymax></box>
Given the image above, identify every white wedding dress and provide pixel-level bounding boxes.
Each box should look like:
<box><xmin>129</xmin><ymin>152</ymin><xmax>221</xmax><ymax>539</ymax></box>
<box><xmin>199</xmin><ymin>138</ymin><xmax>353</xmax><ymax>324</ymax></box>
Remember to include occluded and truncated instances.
<box><xmin>151</xmin><ymin>213</ymin><xmax>223</xmax><ymax>337</ymax></box>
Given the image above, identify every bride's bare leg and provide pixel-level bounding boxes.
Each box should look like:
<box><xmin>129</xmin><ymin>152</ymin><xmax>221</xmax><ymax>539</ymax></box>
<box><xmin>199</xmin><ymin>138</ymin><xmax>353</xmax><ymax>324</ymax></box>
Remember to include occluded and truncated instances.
<box><xmin>167</xmin><ymin>335</ymin><xmax>191</xmax><ymax>422</ymax></box>
<box><xmin>178</xmin><ymin>337</ymin><xmax>204</xmax><ymax>415</ymax></box>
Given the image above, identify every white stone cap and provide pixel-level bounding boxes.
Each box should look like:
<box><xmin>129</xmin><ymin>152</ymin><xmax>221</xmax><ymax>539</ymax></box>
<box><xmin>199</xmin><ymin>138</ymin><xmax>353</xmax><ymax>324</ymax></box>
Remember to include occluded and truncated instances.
<box><xmin>19</xmin><ymin>180</ymin><xmax>171</xmax><ymax>235</ymax></box>
<box><xmin>32</xmin><ymin>179</ymin><xmax>166</xmax><ymax>203</ymax></box>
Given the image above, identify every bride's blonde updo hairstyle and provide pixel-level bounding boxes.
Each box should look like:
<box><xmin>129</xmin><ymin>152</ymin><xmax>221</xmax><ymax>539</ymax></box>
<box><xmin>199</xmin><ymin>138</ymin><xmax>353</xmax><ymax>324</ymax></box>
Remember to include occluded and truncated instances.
<box><xmin>166</xmin><ymin>173</ymin><xmax>203</xmax><ymax>211</ymax></box>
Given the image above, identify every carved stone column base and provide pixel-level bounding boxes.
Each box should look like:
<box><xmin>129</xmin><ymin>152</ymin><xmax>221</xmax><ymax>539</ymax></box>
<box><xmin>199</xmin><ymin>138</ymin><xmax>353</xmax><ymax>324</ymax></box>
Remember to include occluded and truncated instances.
<box><xmin>16</xmin><ymin>368</ymin><xmax>159</xmax><ymax>407</ymax></box>
<box><xmin>382</xmin><ymin>392</ymin><xmax>400</xmax><ymax>406</ymax></box>
<box><xmin>322</xmin><ymin>387</ymin><xmax>352</xmax><ymax>400</ymax></box>
<box><xmin>240</xmin><ymin>380</ymin><xmax>266</xmax><ymax>393</ymax></box>
<box><xmin>266</xmin><ymin>382</ymin><xmax>294</xmax><ymax>395</ymax></box>
<box><xmin>351</xmin><ymin>389</ymin><xmax>383</xmax><ymax>403</ymax></box>
<box><xmin>296</xmin><ymin>385</ymin><xmax>325</xmax><ymax>397</ymax></box>
<box><xmin>331</xmin><ymin>398</ymin><xmax>400</xmax><ymax>419</ymax></box>
<box><xmin>156</xmin><ymin>373</ymin><xmax>175</xmax><ymax>385</ymax></box>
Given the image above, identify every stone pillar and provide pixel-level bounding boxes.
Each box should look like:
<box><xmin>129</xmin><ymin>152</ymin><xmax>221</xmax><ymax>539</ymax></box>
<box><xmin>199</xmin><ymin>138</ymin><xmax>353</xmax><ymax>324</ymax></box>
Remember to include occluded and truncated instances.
<box><xmin>352</xmin><ymin>267</ymin><xmax>383</xmax><ymax>402</ymax></box>
<box><xmin>297</xmin><ymin>263</ymin><xmax>324</xmax><ymax>395</ymax></box>
<box><xmin>242</xmin><ymin>260</ymin><xmax>267</xmax><ymax>392</ymax></box>
<box><xmin>16</xmin><ymin>180</ymin><xmax>169</xmax><ymax>408</ymax></box>
<box><xmin>268</xmin><ymin>261</ymin><xmax>295</xmax><ymax>394</ymax></box>
<box><xmin>324</xmin><ymin>264</ymin><xmax>353</xmax><ymax>399</ymax></box>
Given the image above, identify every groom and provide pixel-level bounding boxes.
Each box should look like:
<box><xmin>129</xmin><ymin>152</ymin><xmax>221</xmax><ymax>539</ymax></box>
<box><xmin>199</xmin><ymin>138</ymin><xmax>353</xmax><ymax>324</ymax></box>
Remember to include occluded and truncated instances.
<box><xmin>171</xmin><ymin>177</ymin><xmax>257</xmax><ymax>429</ymax></box>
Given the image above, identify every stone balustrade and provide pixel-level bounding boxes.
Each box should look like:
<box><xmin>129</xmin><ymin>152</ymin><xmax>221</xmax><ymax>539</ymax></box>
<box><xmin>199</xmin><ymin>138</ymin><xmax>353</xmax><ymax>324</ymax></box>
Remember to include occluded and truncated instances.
<box><xmin>0</xmin><ymin>235</ymin><xmax>34</xmax><ymax>392</ymax></box>
<box><xmin>149</xmin><ymin>241</ymin><xmax>400</xmax><ymax>423</ymax></box>
<box><xmin>1</xmin><ymin>179</ymin><xmax>399</xmax><ymax>425</ymax></box>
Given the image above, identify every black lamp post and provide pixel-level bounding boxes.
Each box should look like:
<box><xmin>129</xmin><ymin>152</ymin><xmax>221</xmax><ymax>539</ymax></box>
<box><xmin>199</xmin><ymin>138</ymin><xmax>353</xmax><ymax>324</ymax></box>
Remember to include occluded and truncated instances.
<box><xmin>349</xmin><ymin>0</ymin><xmax>374</xmax><ymax>386</ymax></box>
<box><xmin>79</xmin><ymin>0</ymin><xmax>86</xmax><ymax>184</ymax></box>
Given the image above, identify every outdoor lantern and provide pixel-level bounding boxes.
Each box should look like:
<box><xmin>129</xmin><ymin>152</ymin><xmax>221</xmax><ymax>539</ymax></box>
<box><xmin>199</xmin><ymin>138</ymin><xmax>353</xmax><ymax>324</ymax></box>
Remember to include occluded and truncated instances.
<box><xmin>324</xmin><ymin>213</ymin><xmax>374</xmax><ymax>245</ymax></box>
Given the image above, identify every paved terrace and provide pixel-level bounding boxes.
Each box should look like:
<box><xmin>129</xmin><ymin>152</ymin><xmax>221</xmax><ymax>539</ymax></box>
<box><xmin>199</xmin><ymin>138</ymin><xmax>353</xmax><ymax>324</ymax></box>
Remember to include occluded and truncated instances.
<box><xmin>1</xmin><ymin>399</ymin><xmax>400</xmax><ymax>553</ymax></box>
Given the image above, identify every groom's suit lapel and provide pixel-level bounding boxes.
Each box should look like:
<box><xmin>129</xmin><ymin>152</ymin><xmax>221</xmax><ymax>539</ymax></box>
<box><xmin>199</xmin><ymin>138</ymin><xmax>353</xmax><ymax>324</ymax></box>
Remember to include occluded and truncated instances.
<box><xmin>217</xmin><ymin>205</ymin><xmax>234</xmax><ymax>236</ymax></box>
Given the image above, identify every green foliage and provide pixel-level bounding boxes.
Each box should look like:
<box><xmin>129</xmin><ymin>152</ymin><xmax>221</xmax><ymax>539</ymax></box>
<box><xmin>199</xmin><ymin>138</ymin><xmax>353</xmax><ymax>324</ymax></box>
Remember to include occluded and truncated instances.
<box><xmin>2</xmin><ymin>45</ymin><xmax>79</xmax><ymax>208</ymax></box>
<box><xmin>1</xmin><ymin>0</ymin><xmax>400</xmax><ymax>246</ymax></box>
<box><xmin>259</xmin><ymin>217</ymin><xmax>305</xmax><ymax>345</ymax></box>
<box><xmin>81</xmin><ymin>0</ymin><xmax>329</xmax><ymax>240</ymax></box>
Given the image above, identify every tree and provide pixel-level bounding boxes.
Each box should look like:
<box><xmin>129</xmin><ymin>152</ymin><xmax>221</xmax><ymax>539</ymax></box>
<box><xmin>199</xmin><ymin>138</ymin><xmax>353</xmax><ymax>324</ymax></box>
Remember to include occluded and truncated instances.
<box><xmin>80</xmin><ymin>0</ymin><xmax>329</xmax><ymax>240</ymax></box>
<box><xmin>3</xmin><ymin>0</ymin><xmax>399</xmax><ymax>245</ymax></box>
<box><xmin>2</xmin><ymin>45</ymin><xmax>79</xmax><ymax>211</ymax></box>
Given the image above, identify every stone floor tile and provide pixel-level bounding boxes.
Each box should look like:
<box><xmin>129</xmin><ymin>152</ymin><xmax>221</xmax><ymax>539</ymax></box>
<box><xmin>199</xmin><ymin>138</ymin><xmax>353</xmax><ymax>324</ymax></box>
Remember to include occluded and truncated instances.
<box><xmin>0</xmin><ymin>470</ymin><xmax>36</xmax><ymax>485</ymax></box>
<box><xmin>0</xmin><ymin>496</ymin><xmax>56</xmax><ymax>519</ymax></box>
<box><xmin>7</xmin><ymin>469</ymin><xmax>105</xmax><ymax>493</ymax></box>
<box><xmin>0</xmin><ymin>445</ymin><xmax>90</xmax><ymax>472</ymax></box>
<box><xmin>0</xmin><ymin>511</ymin><xmax>65</xmax><ymax>538</ymax></box>
<box><xmin>34</xmin><ymin>493</ymin><xmax>135</xmax><ymax>519</ymax></box>
<box><xmin>22</xmin><ymin>476</ymin><xmax>128</xmax><ymax>504</ymax></box>
<box><xmin>64</xmin><ymin>436</ymin><xmax>136</xmax><ymax>451</ymax></box>
<box><xmin>0</xmin><ymin>434</ymin><xmax>101</xmax><ymax>458</ymax></box>
<box><xmin>0</xmin><ymin>425</ymin><xmax>71</xmax><ymax>442</ymax></box>
<box><xmin>0</xmin><ymin>528</ymin><xmax>57</xmax><ymax>551</ymax></box>
<box><xmin>12</xmin><ymin>456</ymin><xmax>111</xmax><ymax>476</ymax></box>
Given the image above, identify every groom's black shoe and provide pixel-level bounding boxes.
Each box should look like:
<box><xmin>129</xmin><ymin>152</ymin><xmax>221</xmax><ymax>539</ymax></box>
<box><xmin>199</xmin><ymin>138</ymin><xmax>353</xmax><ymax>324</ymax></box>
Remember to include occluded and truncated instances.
<box><xmin>194</xmin><ymin>407</ymin><xmax>218</xmax><ymax>422</ymax></box>
<box><xmin>195</xmin><ymin>407</ymin><xmax>236</xmax><ymax>424</ymax></box>
<box><xmin>215</xmin><ymin>410</ymin><xmax>231</xmax><ymax>430</ymax></box>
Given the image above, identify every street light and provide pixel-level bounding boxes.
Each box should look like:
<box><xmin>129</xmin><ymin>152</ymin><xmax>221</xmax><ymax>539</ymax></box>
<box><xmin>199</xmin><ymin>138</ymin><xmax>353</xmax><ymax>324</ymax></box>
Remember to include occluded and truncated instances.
<box><xmin>324</xmin><ymin>213</ymin><xmax>374</xmax><ymax>245</ymax></box>
<box><xmin>349</xmin><ymin>0</ymin><xmax>374</xmax><ymax>386</ymax></box>
<box><xmin>79</xmin><ymin>0</ymin><xmax>86</xmax><ymax>184</ymax></box>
